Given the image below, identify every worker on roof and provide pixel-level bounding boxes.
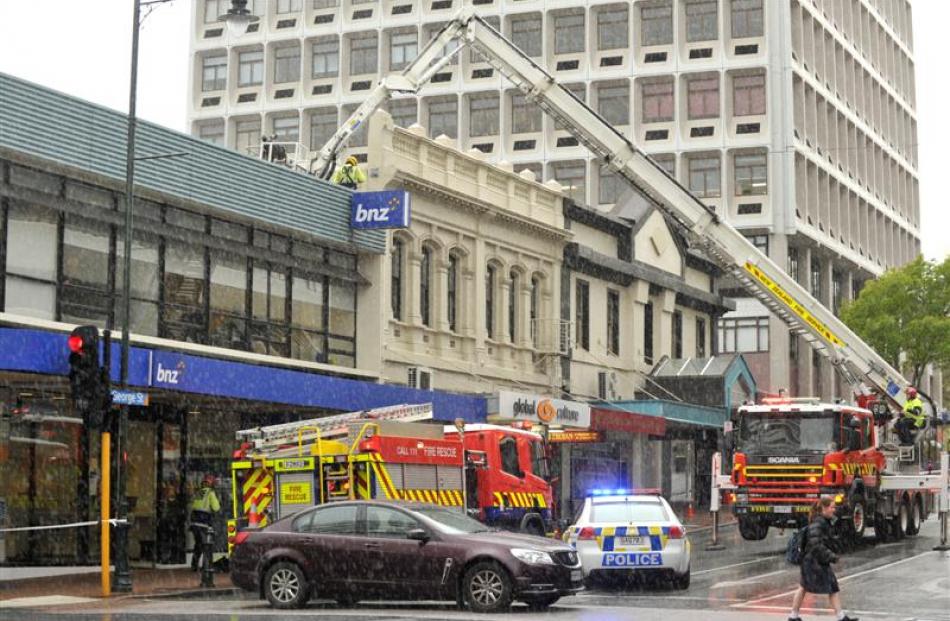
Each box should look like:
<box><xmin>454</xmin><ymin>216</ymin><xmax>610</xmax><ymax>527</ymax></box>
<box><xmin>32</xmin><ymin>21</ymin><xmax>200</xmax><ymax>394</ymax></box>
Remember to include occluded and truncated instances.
<box><xmin>895</xmin><ymin>387</ymin><xmax>926</xmax><ymax>445</ymax></box>
<box><xmin>190</xmin><ymin>474</ymin><xmax>221</xmax><ymax>571</ymax></box>
<box><xmin>332</xmin><ymin>155</ymin><xmax>367</xmax><ymax>189</ymax></box>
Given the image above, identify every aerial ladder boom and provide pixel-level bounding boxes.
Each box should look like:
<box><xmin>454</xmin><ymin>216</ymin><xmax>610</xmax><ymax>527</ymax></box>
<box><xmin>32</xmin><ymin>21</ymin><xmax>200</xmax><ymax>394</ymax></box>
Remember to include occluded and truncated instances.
<box><xmin>314</xmin><ymin>10</ymin><xmax>925</xmax><ymax>417</ymax></box>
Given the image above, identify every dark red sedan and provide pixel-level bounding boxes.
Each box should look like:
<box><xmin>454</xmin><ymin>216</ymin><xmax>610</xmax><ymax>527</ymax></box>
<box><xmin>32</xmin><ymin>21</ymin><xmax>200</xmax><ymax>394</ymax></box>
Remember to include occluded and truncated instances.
<box><xmin>230</xmin><ymin>500</ymin><xmax>583</xmax><ymax>612</ymax></box>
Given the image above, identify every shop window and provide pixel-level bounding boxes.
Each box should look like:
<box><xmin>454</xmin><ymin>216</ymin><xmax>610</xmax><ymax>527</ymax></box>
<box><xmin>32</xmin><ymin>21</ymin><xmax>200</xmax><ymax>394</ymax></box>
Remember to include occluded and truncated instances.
<box><xmin>499</xmin><ymin>438</ymin><xmax>522</xmax><ymax>478</ymax></box>
<box><xmin>162</xmin><ymin>242</ymin><xmax>208</xmax><ymax>344</ymax></box>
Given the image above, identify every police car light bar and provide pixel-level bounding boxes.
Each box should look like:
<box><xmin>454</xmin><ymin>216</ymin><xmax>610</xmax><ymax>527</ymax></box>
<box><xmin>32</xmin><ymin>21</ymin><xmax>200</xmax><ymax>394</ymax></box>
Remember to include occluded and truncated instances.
<box><xmin>589</xmin><ymin>488</ymin><xmax>661</xmax><ymax>497</ymax></box>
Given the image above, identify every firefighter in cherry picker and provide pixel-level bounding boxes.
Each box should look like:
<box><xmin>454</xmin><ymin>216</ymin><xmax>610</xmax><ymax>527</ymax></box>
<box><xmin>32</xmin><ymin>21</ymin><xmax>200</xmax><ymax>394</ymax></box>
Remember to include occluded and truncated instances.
<box><xmin>895</xmin><ymin>386</ymin><xmax>926</xmax><ymax>445</ymax></box>
<box><xmin>332</xmin><ymin>155</ymin><xmax>367</xmax><ymax>189</ymax></box>
<box><xmin>190</xmin><ymin>474</ymin><xmax>221</xmax><ymax>571</ymax></box>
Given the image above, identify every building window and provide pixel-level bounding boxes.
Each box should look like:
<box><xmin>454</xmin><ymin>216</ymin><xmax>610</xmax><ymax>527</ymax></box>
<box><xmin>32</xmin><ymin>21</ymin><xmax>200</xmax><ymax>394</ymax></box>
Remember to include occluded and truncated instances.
<box><xmin>391</xmin><ymin>238</ymin><xmax>404</xmax><ymax>320</ymax></box>
<box><xmin>734</xmin><ymin>152</ymin><xmax>767</xmax><ymax>195</ymax></box>
<box><xmin>390</xmin><ymin>31</ymin><xmax>418</xmax><ymax>71</ymax></box>
<box><xmin>198</xmin><ymin>121</ymin><xmax>225</xmax><ymax>146</ymax></box>
<box><xmin>420</xmin><ymin>245</ymin><xmax>432</xmax><ymax>327</ymax></box>
<box><xmin>511</xmin><ymin>15</ymin><xmax>542</xmax><ymax>57</ymax></box>
<box><xmin>607</xmin><ymin>289</ymin><xmax>620</xmax><ymax>356</ymax></box>
<box><xmin>235</xmin><ymin>119</ymin><xmax>261</xmax><ymax>155</ymax></box>
<box><xmin>273</xmin><ymin>116</ymin><xmax>299</xmax><ymax>143</ymax></box>
<box><xmin>554</xmin><ymin>12</ymin><xmax>585</xmax><ymax>54</ymax></box>
<box><xmin>309</xmin><ymin>107</ymin><xmax>337</xmax><ymax>150</ymax></box>
<box><xmin>469</xmin><ymin>16</ymin><xmax>499</xmax><ymax>63</ymax></box>
<box><xmin>115</xmin><ymin>233</ymin><xmax>160</xmax><ymax>336</ymax></box>
<box><xmin>486</xmin><ymin>264</ymin><xmax>496</xmax><ymax>339</ymax></box>
<box><xmin>641</xmin><ymin>2</ymin><xmax>673</xmax><ymax>46</ymax></box>
<box><xmin>652</xmin><ymin>154</ymin><xmax>676</xmax><ymax>177</ymax></box>
<box><xmin>810</xmin><ymin>258</ymin><xmax>822</xmax><ymax>299</ymax></box>
<box><xmin>469</xmin><ymin>94</ymin><xmax>499</xmax><ymax>137</ymax></box>
<box><xmin>597</xmin><ymin>84</ymin><xmax>630</xmax><ymax>126</ymax></box>
<box><xmin>688</xmin><ymin>155</ymin><xmax>721</xmax><ymax>198</ymax></box>
<box><xmin>388</xmin><ymin>99</ymin><xmax>417</xmax><ymax>128</ymax></box>
<box><xmin>550</xmin><ymin>161</ymin><xmax>586</xmax><ymax>202</ymax></box>
<box><xmin>787</xmin><ymin>247</ymin><xmax>800</xmax><ymax>282</ymax></box>
<box><xmin>852</xmin><ymin>278</ymin><xmax>863</xmax><ymax>301</ymax></box>
<box><xmin>163</xmin><ymin>242</ymin><xmax>208</xmax><ymax>344</ymax></box>
<box><xmin>644</xmin><ymin>301</ymin><xmax>654</xmax><ymax>365</ymax></box>
<box><xmin>349</xmin><ymin>34</ymin><xmax>378</xmax><ymax>75</ymax></box>
<box><xmin>672</xmin><ymin>310</ymin><xmax>683</xmax><ymax>358</ymax></box>
<box><xmin>832</xmin><ymin>270</ymin><xmax>843</xmax><ymax>315</ymax></box>
<box><xmin>687</xmin><ymin>76</ymin><xmax>719</xmax><ymax>119</ymax></box>
<box><xmin>575</xmin><ymin>279</ymin><xmax>590</xmax><ymax>351</ymax></box>
<box><xmin>274</xmin><ymin>46</ymin><xmax>300</xmax><ymax>84</ymax></box>
<box><xmin>60</xmin><ymin>216</ymin><xmax>111</xmax><ymax>327</ymax></box>
<box><xmin>530</xmin><ymin>276</ymin><xmax>540</xmax><ymax>348</ymax></box>
<box><xmin>508</xmin><ymin>270</ymin><xmax>518</xmax><ymax>342</ymax></box>
<box><xmin>204</xmin><ymin>0</ymin><xmax>225</xmax><ymax>23</ymax></box>
<box><xmin>733</xmin><ymin>73</ymin><xmax>766</xmax><ymax>116</ymax></box>
<box><xmin>209</xmin><ymin>251</ymin><xmax>248</xmax><ymax>350</ymax></box>
<box><xmin>597</xmin><ymin>7</ymin><xmax>628</xmax><ymax>50</ymax></box>
<box><xmin>447</xmin><ymin>253</ymin><xmax>458</xmax><ymax>332</ymax></box>
<box><xmin>744</xmin><ymin>233</ymin><xmax>768</xmax><ymax>255</ymax></box>
<box><xmin>731</xmin><ymin>0</ymin><xmax>763</xmax><ymax>38</ymax></box>
<box><xmin>313</xmin><ymin>0</ymin><xmax>339</xmax><ymax>7</ymax></box>
<box><xmin>599</xmin><ymin>170</ymin><xmax>625</xmax><ymax>205</ymax></box>
<box><xmin>238</xmin><ymin>50</ymin><xmax>264</xmax><ymax>87</ymax></box>
<box><xmin>642</xmin><ymin>80</ymin><xmax>674</xmax><ymax>123</ymax></box>
<box><xmin>311</xmin><ymin>37</ymin><xmax>339</xmax><ymax>78</ymax></box>
<box><xmin>428</xmin><ymin>98</ymin><xmax>458</xmax><ymax>139</ymax></box>
<box><xmin>202</xmin><ymin>55</ymin><xmax>227</xmax><ymax>91</ymax></box>
<box><xmin>289</xmin><ymin>274</ymin><xmax>323</xmax><ymax>363</ymax></box>
<box><xmin>511</xmin><ymin>93</ymin><xmax>542</xmax><ymax>134</ymax></box>
<box><xmin>277</xmin><ymin>0</ymin><xmax>301</xmax><ymax>13</ymax></box>
<box><xmin>718</xmin><ymin>316</ymin><xmax>769</xmax><ymax>352</ymax></box>
<box><xmin>685</xmin><ymin>0</ymin><xmax>718</xmax><ymax>42</ymax></box>
<box><xmin>696</xmin><ymin>317</ymin><xmax>707</xmax><ymax>357</ymax></box>
<box><xmin>341</xmin><ymin>104</ymin><xmax>368</xmax><ymax>147</ymax></box>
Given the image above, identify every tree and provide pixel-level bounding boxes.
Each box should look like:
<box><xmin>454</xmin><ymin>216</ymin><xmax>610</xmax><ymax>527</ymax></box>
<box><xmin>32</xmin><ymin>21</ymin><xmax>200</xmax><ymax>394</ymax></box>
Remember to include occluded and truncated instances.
<box><xmin>841</xmin><ymin>256</ymin><xmax>950</xmax><ymax>389</ymax></box>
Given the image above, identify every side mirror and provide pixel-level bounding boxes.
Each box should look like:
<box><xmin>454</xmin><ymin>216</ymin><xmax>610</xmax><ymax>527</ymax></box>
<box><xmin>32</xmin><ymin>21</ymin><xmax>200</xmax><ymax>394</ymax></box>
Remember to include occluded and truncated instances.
<box><xmin>407</xmin><ymin>528</ymin><xmax>429</xmax><ymax>542</ymax></box>
<box><xmin>848</xmin><ymin>416</ymin><xmax>862</xmax><ymax>429</ymax></box>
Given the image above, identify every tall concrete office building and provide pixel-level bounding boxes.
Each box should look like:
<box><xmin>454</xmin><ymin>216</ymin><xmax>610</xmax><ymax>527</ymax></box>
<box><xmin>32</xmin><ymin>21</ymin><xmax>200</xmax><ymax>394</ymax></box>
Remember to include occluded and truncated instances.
<box><xmin>187</xmin><ymin>0</ymin><xmax>922</xmax><ymax>398</ymax></box>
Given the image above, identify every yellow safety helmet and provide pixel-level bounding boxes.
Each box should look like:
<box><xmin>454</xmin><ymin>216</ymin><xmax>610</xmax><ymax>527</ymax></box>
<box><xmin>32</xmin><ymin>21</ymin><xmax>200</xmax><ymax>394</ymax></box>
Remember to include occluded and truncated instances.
<box><xmin>345</xmin><ymin>156</ymin><xmax>358</xmax><ymax>166</ymax></box>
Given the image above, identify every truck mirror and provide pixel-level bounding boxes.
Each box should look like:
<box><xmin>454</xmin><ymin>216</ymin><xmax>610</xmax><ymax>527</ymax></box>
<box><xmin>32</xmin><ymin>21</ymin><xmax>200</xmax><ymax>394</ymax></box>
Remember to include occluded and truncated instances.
<box><xmin>848</xmin><ymin>416</ymin><xmax>862</xmax><ymax>429</ymax></box>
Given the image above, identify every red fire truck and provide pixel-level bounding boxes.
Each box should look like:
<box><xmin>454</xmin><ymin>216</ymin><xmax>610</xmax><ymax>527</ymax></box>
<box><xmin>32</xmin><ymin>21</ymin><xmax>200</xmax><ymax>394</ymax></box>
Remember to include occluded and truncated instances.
<box><xmin>728</xmin><ymin>397</ymin><xmax>944</xmax><ymax>546</ymax></box>
<box><xmin>228</xmin><ymin>404</ymin><xmax>555</xmax><ymax>552</ymax></box>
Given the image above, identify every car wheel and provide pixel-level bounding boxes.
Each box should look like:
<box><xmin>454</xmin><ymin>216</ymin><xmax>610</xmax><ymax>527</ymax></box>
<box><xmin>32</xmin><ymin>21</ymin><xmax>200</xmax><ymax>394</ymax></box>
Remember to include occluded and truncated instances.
<box><xmin>738</xmin><ymin>517</ymin><xmax>768</xmax><ymax>541</ymax></box>
<box><xmin>463</xmin><ymin>561</ymin><xmax>514</xmax><ymax>613</ymax></box>
<box><xmin>525</xmin><ymin>595</ymin><xmax>560</xmax><ymax>610</ymax></box>
<box><xmin>674</xmin><ymin>566</ymin><xmax>690</xmax><ymax>590</ymax></box>
<box><xmin>263</xmin><ymin>561</ymin><xmax>308</xmax><ymax>609</ymax></box>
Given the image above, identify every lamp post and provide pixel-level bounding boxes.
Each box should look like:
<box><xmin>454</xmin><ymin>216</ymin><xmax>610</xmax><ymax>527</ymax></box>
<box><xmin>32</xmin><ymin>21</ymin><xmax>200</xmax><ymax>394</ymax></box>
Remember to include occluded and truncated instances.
<box><xmin>116</xmin><ymin>0</ymin><xmax>255</xmax><ymax>593</ymax></box>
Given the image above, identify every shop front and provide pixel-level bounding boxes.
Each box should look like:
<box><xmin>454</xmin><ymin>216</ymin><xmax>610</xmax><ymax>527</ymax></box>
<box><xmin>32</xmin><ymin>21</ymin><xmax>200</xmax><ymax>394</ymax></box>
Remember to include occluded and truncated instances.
<box><xmin>0</xmin><ymin>323</ymin><xmax>486</xmax><ymax>566</ymax></box>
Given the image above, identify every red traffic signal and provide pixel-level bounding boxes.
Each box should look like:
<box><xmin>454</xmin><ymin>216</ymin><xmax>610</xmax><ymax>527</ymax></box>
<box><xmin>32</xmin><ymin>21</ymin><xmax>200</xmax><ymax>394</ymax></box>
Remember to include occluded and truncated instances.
<box><xmin>68</xmin><ymin>334</ymin><xmax>84</xmax><ymax>354</ymax></box>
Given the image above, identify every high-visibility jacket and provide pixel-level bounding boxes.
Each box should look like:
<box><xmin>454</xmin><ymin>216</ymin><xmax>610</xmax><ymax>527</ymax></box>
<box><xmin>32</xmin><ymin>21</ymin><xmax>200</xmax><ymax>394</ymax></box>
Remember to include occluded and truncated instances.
<box><xmin>191</xmin><ymin>487</ymin><xmax>220</xmax><ymax>514</ymax></box>
<box><xmin>903</xmin><ymin>397</ymin><xmax>926</xmax><ymax>428</ymax></box>
<box><xmin>332</xmin><ymin>163</ymin><xmax>366</xmax><ymax>188</ymax></box>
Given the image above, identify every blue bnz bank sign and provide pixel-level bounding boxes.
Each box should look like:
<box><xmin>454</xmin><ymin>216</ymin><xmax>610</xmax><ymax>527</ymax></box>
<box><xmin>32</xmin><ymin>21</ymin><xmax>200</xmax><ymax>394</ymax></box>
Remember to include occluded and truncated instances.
<box><xmin>350</xmin><ymin>190</ymin><xmax>411</xmax><ymax>229</ymax></box>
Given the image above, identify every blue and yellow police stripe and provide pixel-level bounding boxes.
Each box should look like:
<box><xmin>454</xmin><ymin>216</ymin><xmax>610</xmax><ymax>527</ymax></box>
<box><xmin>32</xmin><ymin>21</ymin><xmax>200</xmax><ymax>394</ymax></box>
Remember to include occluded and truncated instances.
<box><xmin>568</xmin><ymin>525</ymin><xmax>671</xmax><ymax>551</ymax></box>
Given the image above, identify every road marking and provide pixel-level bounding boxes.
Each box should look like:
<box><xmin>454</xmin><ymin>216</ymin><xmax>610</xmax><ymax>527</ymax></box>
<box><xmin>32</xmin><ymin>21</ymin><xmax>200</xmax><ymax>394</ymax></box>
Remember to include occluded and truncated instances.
<box><xmin>734</xmin><ymin>550</ymin><xmax>939</xmax><ymax>607</ymax></box>
<box><xmin>710</xmin><ymin>568</ymin><xmax>790</xmax><ymax>588</ymax></box>
<box><xmin>0</xmin><ymin>595</ymin><xmax>99</xmax><ymax>608</ymax></box>
<box><xmin>693</xmin><ymin>557</ymin><xmax>775</xmax><ymax>575</ymax></box>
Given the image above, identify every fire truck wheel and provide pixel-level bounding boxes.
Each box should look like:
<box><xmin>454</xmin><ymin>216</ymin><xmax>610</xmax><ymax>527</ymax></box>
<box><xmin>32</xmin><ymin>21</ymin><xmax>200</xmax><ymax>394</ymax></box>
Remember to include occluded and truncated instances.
<box><xmin>737</xmin><ymin>517</ymin><xmax>768</xmax><ymax>541</ymax></box>
<box><xmin>849</xmin><ymin>495</ymin><xmax>867</xmax><ymax>542</ymax></box>
<box><xmin>873</xmin><ymin>512</ymin><xmax>892</xmax><ymax>542</ymax></box>
<box><xmin>463</xmin><ymin>561</ymin><xmax>514</xmax><ymax>613</ymax></box>
<box><xmin>905</xmin><ymin>496</ymin><xmax>921</xmax><ymax>536</ymax></box>
<box><xmin>890</xmin><ymin>500</ymin><xmax>909</xmax><ymax>540</ymax></box>
<box><xmin>263</xmin><ymin>561</ymin><xmax>309</xmax><ymax>609</ymax></box>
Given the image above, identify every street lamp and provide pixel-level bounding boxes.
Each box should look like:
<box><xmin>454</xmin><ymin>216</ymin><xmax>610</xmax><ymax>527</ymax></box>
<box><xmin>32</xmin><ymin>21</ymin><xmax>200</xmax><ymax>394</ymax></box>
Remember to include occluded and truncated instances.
<box><xmin>219</xmin><ymin>0</ymin><xmax>260</xmax><ymax>37</ymax></box>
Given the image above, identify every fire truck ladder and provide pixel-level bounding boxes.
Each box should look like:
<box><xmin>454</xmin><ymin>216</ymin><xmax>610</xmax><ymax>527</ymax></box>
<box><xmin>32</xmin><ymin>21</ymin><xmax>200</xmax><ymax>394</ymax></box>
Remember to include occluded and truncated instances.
<box><xmin>236</xmin><ymin>403</ymin><xmax>434</xmax><ymax>454</ymax></box>
<box><xmin>311</xmin><ymin>10</ymin><xmax>926</xmax><ymax>418</ymax></box>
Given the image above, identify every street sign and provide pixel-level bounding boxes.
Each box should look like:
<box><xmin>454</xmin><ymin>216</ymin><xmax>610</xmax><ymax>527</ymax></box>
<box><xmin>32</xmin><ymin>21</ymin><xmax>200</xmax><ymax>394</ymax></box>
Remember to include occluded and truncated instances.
<box><xmin>547</xmin><ymin>430</ymin><xmax>603</xmax><ymax>443</ymax></box>
<box><xmin>110</xmin><ymin>390</ymin><xmax>149</xmax><ymax>407</ymax></box>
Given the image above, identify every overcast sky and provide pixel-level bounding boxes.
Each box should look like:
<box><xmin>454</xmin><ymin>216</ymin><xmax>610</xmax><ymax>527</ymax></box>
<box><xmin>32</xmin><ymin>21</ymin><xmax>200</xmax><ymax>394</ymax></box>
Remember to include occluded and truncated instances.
<box><xmin>0</xmin><ymin>1</ymin><xmax>946</xmax><ymax>261</ymax></box>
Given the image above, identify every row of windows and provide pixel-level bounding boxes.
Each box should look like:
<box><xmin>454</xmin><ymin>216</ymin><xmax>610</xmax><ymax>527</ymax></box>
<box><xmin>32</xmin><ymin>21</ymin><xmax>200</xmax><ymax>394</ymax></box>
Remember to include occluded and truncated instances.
<box><xmin>575</xmin><ymin>282</ymin><xmax>707</xmax><ymax>363</ymax></box>
<box><xmin>390</xmin><ymin>240</ymin><xmax>545</xmax><ymax>346</ymax></box>
<box><xmin>1</xmin><ymin>200</ymin><xmax>359</xmax><ymax>367</ymax></box>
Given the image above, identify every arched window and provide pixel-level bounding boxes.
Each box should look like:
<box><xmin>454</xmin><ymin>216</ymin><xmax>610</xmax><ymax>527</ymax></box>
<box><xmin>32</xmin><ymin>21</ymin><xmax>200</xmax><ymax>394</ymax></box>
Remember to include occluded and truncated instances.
<box><xmin>508</xmin><ymin>270</ymin><xmax>519</xmax><ymax>342</ymax></box>
<box><xmin>391</xmin><ymin>238</ymin><xmax>404</xmax><ymax>320</ymax></box>
<box><xmin>485</xmin><ymin>264</ymin><xmax>496</xmax><ymax>339</ymax></box>
<box><xmin>530</xmin><ymin>276</ymin><xmax>540</xmax><ymax>348</ymax></box>
<box><xmin>420</xmin><ymin>245</ymin><xmax>432</xmax><ymax>327</ymax></box>
<box><xmin>447</xmin><ymin>253</ymin><xmax>459</xmax><ymax>332</ymax></box>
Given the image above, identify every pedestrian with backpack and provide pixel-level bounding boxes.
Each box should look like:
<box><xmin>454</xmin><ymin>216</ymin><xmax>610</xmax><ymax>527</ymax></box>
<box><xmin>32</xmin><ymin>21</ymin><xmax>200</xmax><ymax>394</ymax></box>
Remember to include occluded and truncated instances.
<box><xmin>788</xmin><ymin>496</ymin><xmax>858</xmax><ymax>621</ymax></box>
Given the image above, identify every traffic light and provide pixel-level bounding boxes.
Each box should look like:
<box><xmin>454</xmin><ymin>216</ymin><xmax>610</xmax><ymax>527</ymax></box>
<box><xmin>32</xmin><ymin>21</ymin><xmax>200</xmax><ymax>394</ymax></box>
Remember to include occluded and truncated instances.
<box><xmin>68</xmin><ymin>325</ymin><xmax>107</xmax><ymax>422</ymax></box>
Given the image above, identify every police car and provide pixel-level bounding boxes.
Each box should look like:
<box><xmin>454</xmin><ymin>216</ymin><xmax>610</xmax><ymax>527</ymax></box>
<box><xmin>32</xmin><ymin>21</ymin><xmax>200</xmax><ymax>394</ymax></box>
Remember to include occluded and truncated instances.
<box><xmin>565</xmin><ymin>489</ymin><xmax>690</xmax><ymax>589</ymax></box>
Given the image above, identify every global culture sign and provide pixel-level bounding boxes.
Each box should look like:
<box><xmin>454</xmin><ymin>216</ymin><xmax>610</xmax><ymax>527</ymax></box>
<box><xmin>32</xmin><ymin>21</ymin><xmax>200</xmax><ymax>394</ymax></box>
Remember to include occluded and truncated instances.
<box><xmin>350</xmin><ymin>190</ymin><xmax>411</xmax><ymax>229</ymax></box>
<box><xmin>492</xmin><ymin>390</ymin><xmax>591</xmax><ymax>428</ymax></box>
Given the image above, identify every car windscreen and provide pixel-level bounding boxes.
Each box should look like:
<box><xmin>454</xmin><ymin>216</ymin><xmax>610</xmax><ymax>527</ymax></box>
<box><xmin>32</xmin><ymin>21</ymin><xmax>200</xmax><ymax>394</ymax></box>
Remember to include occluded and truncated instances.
<box><xmin>738</xmin><ymin>412</ymin><xmax>837</xmax><ymax>454</ymax></box>
<box><xmin>590</xmin><ymin>501</ymin><xmax>669</xmax><ymax>523</ymax></box>
<box><xmin>412</xmin><ymin>506</ymin><xmax>493</xmax><ymax>534</ymax></box>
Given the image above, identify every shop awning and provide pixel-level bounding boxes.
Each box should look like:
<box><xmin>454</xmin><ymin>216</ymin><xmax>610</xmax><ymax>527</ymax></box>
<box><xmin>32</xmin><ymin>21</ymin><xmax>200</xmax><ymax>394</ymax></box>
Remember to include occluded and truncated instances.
<box><xmin>595</xmin><ymin>399</ymin><xmax>727</xmax><ymax>429</ymax></box>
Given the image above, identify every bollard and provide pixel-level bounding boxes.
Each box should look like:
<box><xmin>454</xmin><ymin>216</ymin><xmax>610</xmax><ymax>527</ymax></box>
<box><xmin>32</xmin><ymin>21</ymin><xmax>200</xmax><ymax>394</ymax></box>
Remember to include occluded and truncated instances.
<box><xmin>198</xmin><ymin>524</ymin><xmax>215</xmax><ymax>588</ymax></box>
<box><xmin>934</xmin><ymin>511</ymin><xmax>949</xmax><ymax>552</ymax></box>
<box><xmin>706</xmin><ymin>510</ymin><xmax>726</xmax><ymax>551</ymax></box>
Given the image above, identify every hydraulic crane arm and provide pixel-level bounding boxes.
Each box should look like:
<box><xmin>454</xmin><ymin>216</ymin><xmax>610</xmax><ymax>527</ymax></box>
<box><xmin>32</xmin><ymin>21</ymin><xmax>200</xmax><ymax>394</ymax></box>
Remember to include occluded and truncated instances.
<box><xmin>315</xmin><ymin>9</ymin><xmax>921</xmax><ymax>415</ymax></box>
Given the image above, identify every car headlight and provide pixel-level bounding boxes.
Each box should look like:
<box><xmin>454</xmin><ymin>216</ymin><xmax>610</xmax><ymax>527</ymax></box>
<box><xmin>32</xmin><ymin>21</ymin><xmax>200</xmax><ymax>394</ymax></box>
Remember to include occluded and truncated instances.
<box><xmin>736</xmin><ymin>493</ymin><xmax>749</xmax><ymax>503</ymax></box>
<box><xmin>510</xmin><ymin>548</ymin><xmax>555</xmax><ymax>565</ymax></box>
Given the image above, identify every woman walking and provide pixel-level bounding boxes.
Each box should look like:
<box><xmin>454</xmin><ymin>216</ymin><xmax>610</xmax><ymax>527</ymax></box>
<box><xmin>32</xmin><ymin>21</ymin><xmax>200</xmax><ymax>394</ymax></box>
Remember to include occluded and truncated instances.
<box><xmin>789</xmin><ymin>497</ymin><xmax>858</xmax><ymax>621</ymax></box>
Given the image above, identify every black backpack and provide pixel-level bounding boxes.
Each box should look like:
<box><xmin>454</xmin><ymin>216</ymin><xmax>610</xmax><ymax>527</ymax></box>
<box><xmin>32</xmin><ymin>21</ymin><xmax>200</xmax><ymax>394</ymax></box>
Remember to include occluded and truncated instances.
<box><xmin>786</xmin><ymin>526</ymin><xmax>807</xmax><ymax>565</ymax></box>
